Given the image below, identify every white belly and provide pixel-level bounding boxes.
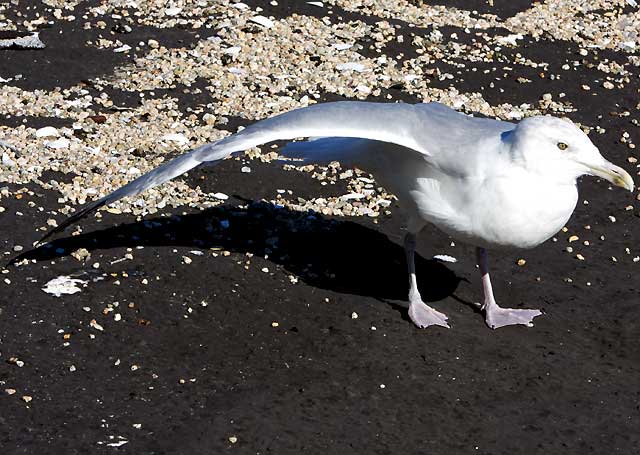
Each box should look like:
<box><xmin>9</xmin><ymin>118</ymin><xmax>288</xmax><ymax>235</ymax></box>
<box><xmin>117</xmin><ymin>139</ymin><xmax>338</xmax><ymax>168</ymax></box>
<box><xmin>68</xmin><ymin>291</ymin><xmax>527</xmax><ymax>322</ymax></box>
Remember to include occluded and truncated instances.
<box><xmin>415</xmin><ymin>171</ymin><xmax>578</xmax><ymax>249</ymax></box>
<box><xmin>372</xmin><ymin>155</ymin><xmax>578</xmax><ymax>250</ymax></box>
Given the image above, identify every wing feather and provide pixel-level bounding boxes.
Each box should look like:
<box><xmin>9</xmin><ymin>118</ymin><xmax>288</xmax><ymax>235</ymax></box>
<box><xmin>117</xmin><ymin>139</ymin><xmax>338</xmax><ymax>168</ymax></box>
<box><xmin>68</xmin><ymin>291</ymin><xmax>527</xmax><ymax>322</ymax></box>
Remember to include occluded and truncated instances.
<box><xmin>38</xmin><ymin>101</ymin><xmax>511</xmax><ymax>243</ymax></box>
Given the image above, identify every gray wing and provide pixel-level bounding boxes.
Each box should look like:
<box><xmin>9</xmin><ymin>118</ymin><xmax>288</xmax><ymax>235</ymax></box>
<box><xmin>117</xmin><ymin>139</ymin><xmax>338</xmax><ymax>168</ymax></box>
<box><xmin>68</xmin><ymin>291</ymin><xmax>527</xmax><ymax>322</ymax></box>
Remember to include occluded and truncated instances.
<box><xmin>39</xmin><ymin>101</ymin><xmax>511</xmax><ymax>243</ymax></box>
<box><xmin>413</xmin><ymin>102</ymin><xmax>512</xmax><ymax>147</ymax></box>
<box><xmin>410</xmin><ymin>103</ymin><xmax>515</xmax><ymax>176</ymax></box>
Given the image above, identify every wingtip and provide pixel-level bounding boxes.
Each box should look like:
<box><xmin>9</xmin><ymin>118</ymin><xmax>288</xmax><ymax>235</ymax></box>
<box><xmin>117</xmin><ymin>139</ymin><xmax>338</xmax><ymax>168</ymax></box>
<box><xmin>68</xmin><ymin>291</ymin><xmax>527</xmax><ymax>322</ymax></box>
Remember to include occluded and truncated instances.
<box><xmin>36</xmin><ymin>228</ymin><xmax>58</xmax><ymax>247</ymax></box>
<box><xmin>35</xmin><ymin>198</ymin><xmax>108</xmax><ymax>248</ymax></box>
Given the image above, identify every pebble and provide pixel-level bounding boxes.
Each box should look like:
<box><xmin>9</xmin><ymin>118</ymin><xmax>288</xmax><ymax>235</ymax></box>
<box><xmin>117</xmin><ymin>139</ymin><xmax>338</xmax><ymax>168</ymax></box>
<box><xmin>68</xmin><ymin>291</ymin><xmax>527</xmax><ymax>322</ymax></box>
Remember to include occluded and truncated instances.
<box><xmin>90</xmin><ymin>319</ymin><xmax>104</xmax><ymax>331</ymax></box>
<box><xmin>203</xmin><ymin>113</ymin><xmax>216</xmax><ymax>125</ymax></box>
<box><xmin>71</xmin><ymin>248</ymin><xmax>91</xmax><ymax>262</ymax></box>
<box><xmin>164</xmin><ymin>7</ymin><xmax>182</xmax><ymax>16</ymax></box>
<box><xmin>336</xmin><ymin>62</ymin><xmax>366</xmax><ymax>72</ymax></box>
<box><xmin>35</xmin><ymin>126</ymin><xmax>59</xmax><ymax>138</ymax></box>
<box><xmin>45</xmin><ymin>138</ymin><xmax>70</xmax><ymax>149</ymax></box>
<box><xmin>2</xmin><ymin>152</ymin><xmax>15</xmax><ymax>167</ymax></box>
<box><xmin>161</xmin><ymin>133</ymin><xmax>189</xmax><ymax>145</ymax></box>
<box><xmin>250</xmin><ymin>15</ymin><xmax>274</xmax><ymax>29</ymax></box>
<box><xmin>114</xmin><ymin>44</ymin><xmax>132</xmax><ymax>53</ymax></box>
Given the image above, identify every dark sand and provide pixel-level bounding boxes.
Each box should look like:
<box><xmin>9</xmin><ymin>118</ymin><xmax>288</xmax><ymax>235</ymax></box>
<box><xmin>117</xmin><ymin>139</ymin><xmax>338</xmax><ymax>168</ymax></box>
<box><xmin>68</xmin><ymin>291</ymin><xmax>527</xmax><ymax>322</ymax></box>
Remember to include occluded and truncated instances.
<box><xmin>1</xmin><ymin>1</ymin><xmax>639</xmax><ymax>454</ymax></box>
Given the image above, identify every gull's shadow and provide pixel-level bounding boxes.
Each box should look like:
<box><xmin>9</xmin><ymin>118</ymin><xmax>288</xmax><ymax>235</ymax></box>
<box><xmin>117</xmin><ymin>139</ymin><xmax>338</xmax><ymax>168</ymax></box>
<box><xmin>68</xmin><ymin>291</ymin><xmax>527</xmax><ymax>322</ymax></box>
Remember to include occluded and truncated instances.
<box><xmin>19</xmin><ymin>201</ymin><xmax>464</xmax><ymax>318</ymax></box>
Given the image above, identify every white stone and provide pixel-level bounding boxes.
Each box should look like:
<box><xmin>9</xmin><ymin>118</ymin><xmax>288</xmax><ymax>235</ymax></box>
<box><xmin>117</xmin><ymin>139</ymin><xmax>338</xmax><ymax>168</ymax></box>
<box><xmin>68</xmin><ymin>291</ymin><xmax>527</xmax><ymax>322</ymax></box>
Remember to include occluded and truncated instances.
<box><xmin>114</xmin><ymin>44</ymin><xmax>131</xmax><ymax>53</ymax></box>
<box><xmin>2</xmin><ymin>153</ymin><xmax>15</xmax><ymax>167</ymax></box>
<box><xmin>164</xmin><ymin>7</ymin><xmax>182</xmax><ymax>16</ymax></box>
<box><xmin>341</xmin><ymin>193</ymin><xmax>365</xmax><ymax>200</ymax></box>
<box><xmin>224</xmin><ymin>46</ymin><xmax>241</xmax><ymax>55</ymax></box>
<box><xmin>250</xmin><ymin>15</ymin><xmax>274</xmax><ymax>29</ymax></box>
<box><xmin>336</xmin><ymin>62</ymin><xmax>365</xmax><ymax>72</ymax></box>
<box><xmin>161</xmin><ymin>133</ymin><xmax>189</xmax><ymax>145</ymax></box>
<box><xmin>45</xmin><ymin>138</ymin><xmax>70</xmax><ymax>149</ymax></box>
<box><xmin>35</xmin><ymin>126</ymin><xmax>59</xmax><ymax>138</ymax></box>
<box><xmin>333</xmin><ymin>43</ymin><xmax>352</xmax><ymax>51</ymax></box>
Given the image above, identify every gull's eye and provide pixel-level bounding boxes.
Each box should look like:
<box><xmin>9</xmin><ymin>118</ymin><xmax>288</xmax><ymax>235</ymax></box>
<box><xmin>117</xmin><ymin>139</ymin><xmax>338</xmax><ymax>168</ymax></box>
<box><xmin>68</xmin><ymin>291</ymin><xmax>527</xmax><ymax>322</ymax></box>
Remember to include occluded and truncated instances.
<box><xmin>557</xmin><ymin>142</ymin><xmax>568</xmax><ymax>151</ymax></box>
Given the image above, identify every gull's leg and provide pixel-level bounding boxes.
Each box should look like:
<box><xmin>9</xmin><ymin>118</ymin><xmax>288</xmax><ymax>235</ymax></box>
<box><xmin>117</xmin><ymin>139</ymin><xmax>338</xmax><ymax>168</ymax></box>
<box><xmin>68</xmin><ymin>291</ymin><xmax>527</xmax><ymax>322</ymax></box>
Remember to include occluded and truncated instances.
<box><xmin>404</xmin><ymin>232</ymin><xmax>449</xmax><ymax>329</ymax></box>
<box><xmin>476</xmin><ymin>247</ymin><xmax>542</xmax><ymax>329</ymax></box>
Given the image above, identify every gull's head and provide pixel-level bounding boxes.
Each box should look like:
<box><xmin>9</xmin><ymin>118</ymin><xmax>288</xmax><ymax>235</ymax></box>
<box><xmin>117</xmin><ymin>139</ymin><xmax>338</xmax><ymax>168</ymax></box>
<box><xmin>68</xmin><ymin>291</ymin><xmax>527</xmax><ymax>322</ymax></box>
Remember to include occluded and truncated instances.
<box><xmin>509</xmin><ymin>116</ymin><xmax>634</xmax><ymax>191</ymax></box>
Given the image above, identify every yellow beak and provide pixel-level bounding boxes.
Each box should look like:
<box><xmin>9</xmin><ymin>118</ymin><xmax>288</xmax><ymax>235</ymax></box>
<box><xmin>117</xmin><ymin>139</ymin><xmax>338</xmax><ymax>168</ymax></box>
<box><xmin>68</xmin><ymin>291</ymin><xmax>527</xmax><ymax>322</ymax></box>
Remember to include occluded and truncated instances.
<box><xmin>584</xmin><ymin>160</ymin><xmax>635</xmax><ymax>192</ymax></box>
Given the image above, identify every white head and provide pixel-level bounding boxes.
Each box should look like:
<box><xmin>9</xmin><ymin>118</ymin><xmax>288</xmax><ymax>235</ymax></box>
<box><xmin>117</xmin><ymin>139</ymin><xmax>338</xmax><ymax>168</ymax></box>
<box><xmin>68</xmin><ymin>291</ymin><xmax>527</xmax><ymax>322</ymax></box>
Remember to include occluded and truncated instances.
<box><xmin>508</xmin><ymin>116</ymin><xmax>634</xmax><ymax>191</ymax></box>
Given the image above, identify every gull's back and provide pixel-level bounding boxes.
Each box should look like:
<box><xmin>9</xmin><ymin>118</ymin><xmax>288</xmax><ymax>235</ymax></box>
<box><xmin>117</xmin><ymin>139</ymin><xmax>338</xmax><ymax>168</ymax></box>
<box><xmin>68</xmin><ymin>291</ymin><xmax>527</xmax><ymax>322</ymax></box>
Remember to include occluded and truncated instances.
<box><xmin>281</xmin><ymin>102</ymin><xmax>515</xmax><ymax>175</ymax></box>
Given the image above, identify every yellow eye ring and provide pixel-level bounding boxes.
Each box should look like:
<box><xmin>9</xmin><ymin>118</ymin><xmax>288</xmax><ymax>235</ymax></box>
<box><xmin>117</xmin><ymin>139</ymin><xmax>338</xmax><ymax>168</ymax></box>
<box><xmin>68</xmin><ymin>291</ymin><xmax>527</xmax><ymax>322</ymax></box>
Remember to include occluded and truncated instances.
<box><xmin>557</xmin><ymin>142</ymin><xmax>568</xmax><ymax>150</ymax></box>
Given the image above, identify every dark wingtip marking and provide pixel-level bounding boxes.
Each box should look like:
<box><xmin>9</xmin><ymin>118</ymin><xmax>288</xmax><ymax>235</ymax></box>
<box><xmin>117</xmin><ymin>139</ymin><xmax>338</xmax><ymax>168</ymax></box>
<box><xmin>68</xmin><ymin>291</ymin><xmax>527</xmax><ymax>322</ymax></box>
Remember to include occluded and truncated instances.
<box><xmin>37</xmin><ymin>198</ymin><xmax>108</xmax><ymax>247</ymax></box>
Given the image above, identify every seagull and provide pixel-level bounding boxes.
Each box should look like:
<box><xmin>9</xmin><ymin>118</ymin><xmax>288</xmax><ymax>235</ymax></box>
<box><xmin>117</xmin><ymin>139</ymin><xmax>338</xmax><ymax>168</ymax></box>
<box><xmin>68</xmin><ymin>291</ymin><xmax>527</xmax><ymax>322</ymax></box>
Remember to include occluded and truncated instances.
<box><xmin>39</xmin><ymin>102</ymin><xmax>634</xmax><ymax>329</ymax></box>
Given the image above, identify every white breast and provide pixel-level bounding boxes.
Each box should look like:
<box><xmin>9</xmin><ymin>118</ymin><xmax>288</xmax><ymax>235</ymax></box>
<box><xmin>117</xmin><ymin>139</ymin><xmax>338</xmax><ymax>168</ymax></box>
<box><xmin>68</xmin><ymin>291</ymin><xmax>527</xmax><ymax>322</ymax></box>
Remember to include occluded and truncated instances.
<box><xmin>418</xmin><ymin>170</ymin><xmax>579</xmax><ymax>249</ymax></box>
<box><xmin>356</xmin><ymin>141</ymin><xmax>579</xmax><ymax>250</ymax></box>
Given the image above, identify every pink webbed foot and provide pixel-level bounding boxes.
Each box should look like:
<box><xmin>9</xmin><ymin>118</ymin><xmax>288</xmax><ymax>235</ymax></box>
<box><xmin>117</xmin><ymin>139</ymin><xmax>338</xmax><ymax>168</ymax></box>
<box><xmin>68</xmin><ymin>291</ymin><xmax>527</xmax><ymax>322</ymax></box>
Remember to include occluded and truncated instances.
<box><xmin>484</xmin><ymin>304</ymin><xmax>543</xmax><ymax>329</ymax></box>
<box><xmin>408</xmin><ymin>299</ymin><xmax>450</xmax><ymax>329</ymax></box>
